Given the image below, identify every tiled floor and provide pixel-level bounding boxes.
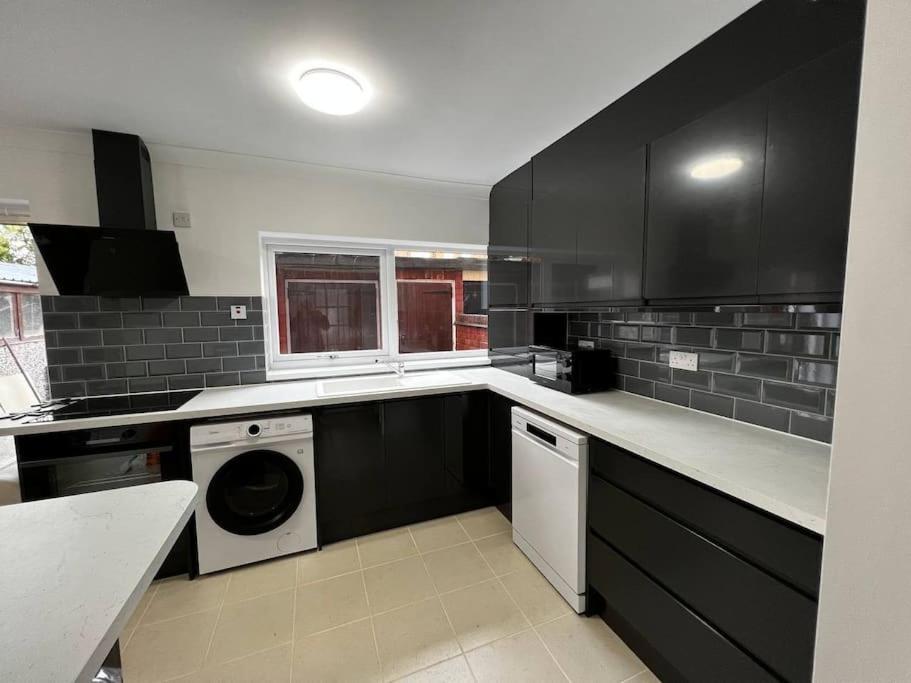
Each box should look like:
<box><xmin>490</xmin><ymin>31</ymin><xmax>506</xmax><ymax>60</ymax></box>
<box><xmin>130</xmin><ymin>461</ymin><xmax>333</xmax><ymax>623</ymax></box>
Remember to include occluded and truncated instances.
<box><xmin>122</xmin><ymin>507</ymin><xmax>657</xmax><ymax>682</ymax></box>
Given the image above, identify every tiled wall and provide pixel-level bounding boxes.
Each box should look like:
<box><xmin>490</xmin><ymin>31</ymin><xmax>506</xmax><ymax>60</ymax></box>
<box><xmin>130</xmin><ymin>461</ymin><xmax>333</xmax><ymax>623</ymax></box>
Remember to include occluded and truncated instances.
<box><xmin>568</xmin><ymin>310</ymin><xmax>839</xmax><ymax>443</ymax></box>
<box><xmin>42</xmin><ymin>296</ymin><xmax>266</xmax><ymax>397</ymax></box>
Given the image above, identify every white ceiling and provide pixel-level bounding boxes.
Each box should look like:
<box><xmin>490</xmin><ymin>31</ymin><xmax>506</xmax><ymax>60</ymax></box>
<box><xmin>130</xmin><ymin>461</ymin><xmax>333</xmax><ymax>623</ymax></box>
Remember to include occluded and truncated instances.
<box><xmin>0</xmin><ymin>0</ymin><xmax>759</xmax><ymax>186</ymax></box>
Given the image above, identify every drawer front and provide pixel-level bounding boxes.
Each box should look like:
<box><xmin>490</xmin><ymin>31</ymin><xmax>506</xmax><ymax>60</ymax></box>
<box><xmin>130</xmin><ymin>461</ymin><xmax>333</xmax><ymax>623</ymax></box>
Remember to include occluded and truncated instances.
<box><xmin>588</xmin><ymin>532</ymin><xmax>775</xmax><ymax>683</ymax></box>
<box><xmin>590</xmin><ymin>439</ymin><xmax>822</xmax><ymax>597</ymax></box>
<box><xmin>590</xmin><ymin>476</ymin><xmax>816</xmax><ymax>682</ymax></box>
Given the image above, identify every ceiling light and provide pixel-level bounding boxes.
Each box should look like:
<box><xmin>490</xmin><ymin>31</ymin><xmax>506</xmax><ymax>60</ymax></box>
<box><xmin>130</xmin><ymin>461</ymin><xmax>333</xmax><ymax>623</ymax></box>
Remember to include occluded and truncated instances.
<box><xmin>689</xmin><ymin>156</ymin><xmax>743</xmax><ymax>180</ymax></box>
<box><xmin>294</xmin><ymin>68</ymin><xmax>368</xmax><ymax>116</ymax></box>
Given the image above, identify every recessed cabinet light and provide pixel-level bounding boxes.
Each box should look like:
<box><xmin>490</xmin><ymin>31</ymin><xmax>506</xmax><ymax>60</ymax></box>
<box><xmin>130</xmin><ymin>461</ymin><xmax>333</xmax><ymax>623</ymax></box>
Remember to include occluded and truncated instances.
<box><xmin>689</xmin><ymin>155</ymin><xmax>744</xmax><ymax>180</ymax></box>
<box><xmin>294</xmin><ymin>68</ymin><xmax>368</xmax><ymax>116</ymax></box>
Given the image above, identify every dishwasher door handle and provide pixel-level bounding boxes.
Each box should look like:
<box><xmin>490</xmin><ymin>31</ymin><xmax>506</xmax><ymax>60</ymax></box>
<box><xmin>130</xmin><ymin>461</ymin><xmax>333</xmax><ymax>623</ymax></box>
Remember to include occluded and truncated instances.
<box><xmin>512</xmin><ymin>429</ymin><xmax>579</xmax><ymax>467</ymax></box>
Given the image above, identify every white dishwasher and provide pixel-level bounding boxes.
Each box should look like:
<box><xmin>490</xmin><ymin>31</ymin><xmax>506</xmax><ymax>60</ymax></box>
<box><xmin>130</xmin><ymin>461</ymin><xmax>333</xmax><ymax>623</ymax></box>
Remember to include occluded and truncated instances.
<box><xmin>511</xmin><ymin>406</ymin><xmax>588</xmax><ymax>612</ymax></box>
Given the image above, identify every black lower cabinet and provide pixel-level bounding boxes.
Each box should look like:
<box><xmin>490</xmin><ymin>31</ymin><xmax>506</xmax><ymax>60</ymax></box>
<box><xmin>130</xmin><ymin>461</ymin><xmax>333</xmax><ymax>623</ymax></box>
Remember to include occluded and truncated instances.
<box><xmin>314</xmin><ymin>392</ymin><xmax>493</xmax><ymax>544</ymax></box>
<box><xmin>587</xmin><ymin>439</ymin><xmax>822</xmax><ymax>682</ymax></box>
<box><xmin>487</xmin><ymin>392</ymin><xmax>515</xmax><ymax>520</ymax></box>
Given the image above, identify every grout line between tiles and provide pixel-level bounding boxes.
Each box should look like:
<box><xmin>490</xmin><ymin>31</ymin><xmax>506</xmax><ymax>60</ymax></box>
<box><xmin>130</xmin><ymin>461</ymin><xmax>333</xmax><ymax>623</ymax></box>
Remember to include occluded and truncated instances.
<box><xmin>200</xmin><ymin>574</ymin><xmax>230</xmax><ymax>667</ymax></box>
<box><xmin>354</xmin><ymin>532</ymin><xmax>384</xmax><ymax>680</ymax></box>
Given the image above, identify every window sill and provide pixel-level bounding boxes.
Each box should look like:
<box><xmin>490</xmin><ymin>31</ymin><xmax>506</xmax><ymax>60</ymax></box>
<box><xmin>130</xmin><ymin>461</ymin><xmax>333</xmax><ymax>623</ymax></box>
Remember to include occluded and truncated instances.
<box><xmin>266</xmin><ymin>355</ymin><xmax>491</xmax><ymax>382</ymax></box>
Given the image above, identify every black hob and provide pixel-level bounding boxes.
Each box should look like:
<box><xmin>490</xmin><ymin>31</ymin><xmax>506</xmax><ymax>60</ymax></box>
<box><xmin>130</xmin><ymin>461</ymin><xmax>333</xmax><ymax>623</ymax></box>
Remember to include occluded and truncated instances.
<box><xmin>2</xmin><ymin>390</ymin><xmax>203</xmax><ymax>424</ymax></box>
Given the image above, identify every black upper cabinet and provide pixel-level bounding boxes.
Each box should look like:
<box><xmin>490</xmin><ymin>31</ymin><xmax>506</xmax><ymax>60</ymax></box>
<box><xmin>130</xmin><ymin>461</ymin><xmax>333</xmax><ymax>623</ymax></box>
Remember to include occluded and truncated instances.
<box><xmin>531</xmin><ymin>122</ymin><xmax>647</xmax><ymax>306</ymax></box>
<box><xmin>645</xmin><ymin>91</ymin><xmax>768</xmax><ymax>302</ymax></box>
<box><xmin>488</xmin><ymin>163</ymin><xmax>531</xmax><ymax>308</ymax></box>
<box><xmin>758</xmin><ymin>41</ymin><xmax>863</xmax><ymax>301</ymax></box>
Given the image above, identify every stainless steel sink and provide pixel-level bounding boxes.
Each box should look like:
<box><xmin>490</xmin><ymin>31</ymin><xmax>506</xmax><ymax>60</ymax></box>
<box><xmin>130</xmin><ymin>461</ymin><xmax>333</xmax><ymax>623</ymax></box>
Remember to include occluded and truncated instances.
<box><xmin>316</xmin><ymin>371</ymin><xmax>471</xmax><ymax>398</ymax></box>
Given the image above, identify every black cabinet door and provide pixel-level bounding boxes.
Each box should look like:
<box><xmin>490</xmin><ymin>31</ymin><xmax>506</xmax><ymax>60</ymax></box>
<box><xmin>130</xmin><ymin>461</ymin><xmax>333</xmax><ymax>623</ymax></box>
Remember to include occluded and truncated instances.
<box><xmin>645</xmin><ymin>90</ymin><xmax>768</xmax><ymax>302</ymax></box>
<box><xmin>384</xmin><ymin>397</ymin><xmax>447</xmax><ymax>507</ymax></box>
<box><xmin>314</xmin><ymin>403</ymin><xmax>386</xmax><ymax>538</ymax></box>
<box><xmin>758</xmin><ymin>41</ymin><xmax>862</xmax><ymax>301</ymax></box>
<box><xmin>487</xmin><ymin>392</ymin><xmax>514</xmax><ymax>520</ymax></box>
<box><xmin>489</xmin><ymin>162</ymin><xmax>531</xmax><ymax>308</ymax></box>
<box><xmin>530</xmin><ymin>147</ymin><xmax>579</xmax><ymax>305</ymax></box>
<box><xmin>443</xmin><ymin>392</ymin><xmax>490</xmax><ymax>498</ymax></box>
<box><xmin>575</xmin><ymin>144</ymin><xmax>647</xmax><ymax>304</ymax></box>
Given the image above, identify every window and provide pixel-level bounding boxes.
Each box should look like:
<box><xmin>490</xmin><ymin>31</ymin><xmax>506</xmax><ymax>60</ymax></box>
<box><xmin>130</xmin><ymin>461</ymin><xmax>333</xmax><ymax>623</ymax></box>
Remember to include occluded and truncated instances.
<box><xmin>0</xmin><ymin>294</ymin><xmax>14</xmax><ymax>339</ymax></box>
<box><xmin>0</xmin><ymin>291</ymin><xmax>42</xmax><ymax>340</ymax></box>
<box><xmin>261</xmin><ymin>234</ymin><xmax>488</xmax><ymax>378</ymax></box>
<box><xmin>19</xmin><ymin>294</ymin><xmax>43</xmax><ymax>338</ymax></box>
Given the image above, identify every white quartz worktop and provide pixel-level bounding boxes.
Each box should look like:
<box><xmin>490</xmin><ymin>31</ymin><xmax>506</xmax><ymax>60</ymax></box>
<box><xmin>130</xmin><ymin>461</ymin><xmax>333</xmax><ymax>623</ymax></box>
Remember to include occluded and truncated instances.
<box><xmin>0</xmin><ymin>368</ymin><xmax>830</xmax><ymax>534</ymax></box>
<box><xmin>0</xmin><ymin>481</ymin><xmax>199</xmax><ymax>683</ymax></box>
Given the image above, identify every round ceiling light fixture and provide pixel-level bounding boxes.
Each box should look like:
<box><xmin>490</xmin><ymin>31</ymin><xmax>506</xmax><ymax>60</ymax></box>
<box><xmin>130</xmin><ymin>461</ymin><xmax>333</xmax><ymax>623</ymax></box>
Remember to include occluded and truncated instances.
<box><xmin>294</xmin><ymin>67</ymin><xmax>368</xmax><ymax>116</ymax></box>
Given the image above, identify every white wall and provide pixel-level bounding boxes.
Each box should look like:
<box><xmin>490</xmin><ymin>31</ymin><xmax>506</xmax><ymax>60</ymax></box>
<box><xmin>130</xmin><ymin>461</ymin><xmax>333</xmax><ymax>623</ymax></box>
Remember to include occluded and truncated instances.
<box><xmin>0</xmin><ymin>126</ymin><xmax>489</xmax><ymax>295</ymax></box>
<box><xmin>813</xmin><ymin>1</ymin><xmax>911</xmax><ymax>679</ymax></box>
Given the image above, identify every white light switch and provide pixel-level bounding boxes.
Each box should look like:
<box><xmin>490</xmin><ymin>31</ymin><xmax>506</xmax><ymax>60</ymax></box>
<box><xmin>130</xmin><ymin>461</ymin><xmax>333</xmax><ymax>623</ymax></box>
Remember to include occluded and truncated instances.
<box><xmin>669</xmin><ymin>350</ymin><xmax>699</xmax><ymax>371</ymax></box>
<box><xmin>230</xmin><ymin>305</ymin><xmax>247</xmax><ymax>320</ymax></box>
<box><xmin>172</xmin><ymin>211</ymin><xmax>192</xmax><ymax>228</ymax></box>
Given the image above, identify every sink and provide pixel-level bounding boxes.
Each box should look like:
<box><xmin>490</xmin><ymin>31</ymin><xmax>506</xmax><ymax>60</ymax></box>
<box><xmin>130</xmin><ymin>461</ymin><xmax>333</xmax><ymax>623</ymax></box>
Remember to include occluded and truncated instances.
<box><xmin>316</xmin><ymin>371</ymin><xmax>472</xmax><ymax>398</ymax></box>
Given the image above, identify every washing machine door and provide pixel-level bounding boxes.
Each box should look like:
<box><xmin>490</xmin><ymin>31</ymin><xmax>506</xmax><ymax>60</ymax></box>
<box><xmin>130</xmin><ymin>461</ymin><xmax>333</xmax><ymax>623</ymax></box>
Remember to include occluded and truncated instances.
<box><xmin>206</xmin><ymin>449</ymin><xmax>304</xmax><ymax>536</ymax></box>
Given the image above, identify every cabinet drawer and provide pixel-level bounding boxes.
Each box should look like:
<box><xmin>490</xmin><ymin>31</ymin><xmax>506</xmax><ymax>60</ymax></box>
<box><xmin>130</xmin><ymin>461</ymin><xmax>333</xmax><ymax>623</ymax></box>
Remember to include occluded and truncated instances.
<box><xmin>590</xmin><ymin>439</ymin><xmax>822</xmax><ymax>597</ymax></box>
<box><xmin>588</xmin><ymin>532</ymin><xmax>775</xmax><ymax>683</ymax></box>
<box><xmin>590</xmin><ymin>476</ymin><xmax>816</xmax><ymax>682</ymax></box>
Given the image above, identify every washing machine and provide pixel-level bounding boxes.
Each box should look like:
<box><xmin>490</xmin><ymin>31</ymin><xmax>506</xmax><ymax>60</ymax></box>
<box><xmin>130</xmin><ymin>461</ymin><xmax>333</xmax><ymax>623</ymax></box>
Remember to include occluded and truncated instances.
<box><xmin>190</xmin><ymin>414</ymin><xmax>317</xmax><ymax>574</ymax></box>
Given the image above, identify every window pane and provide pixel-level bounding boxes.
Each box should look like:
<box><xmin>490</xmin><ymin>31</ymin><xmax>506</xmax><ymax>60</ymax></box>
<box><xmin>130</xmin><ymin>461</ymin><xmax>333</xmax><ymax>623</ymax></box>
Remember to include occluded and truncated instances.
<box><xmin>0</xmin><ymin>294</ymin><xmax>14</xmax><ymax>339</ymax></box>
<box><xmin>395</xmin><ymin>252</ymin><xmax>487</xmax><ymax>353</ymax></box>
<box><xmin>19</xmin><ymin>294</ymin><xmax>43</xmax><ymax>337</ymax></box>
<box><xmin>275</xmin><ymin>252</ymin><xmax>382</xmax><ymax>354</ymax></box>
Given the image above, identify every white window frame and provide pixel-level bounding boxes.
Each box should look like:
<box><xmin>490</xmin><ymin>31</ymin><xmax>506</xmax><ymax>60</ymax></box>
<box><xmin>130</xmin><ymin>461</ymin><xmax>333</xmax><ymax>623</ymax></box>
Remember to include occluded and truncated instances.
<box><xmin>260</xmin><ymin>232</ymin><xmax>490</xmax><ymax>380</ymax></box>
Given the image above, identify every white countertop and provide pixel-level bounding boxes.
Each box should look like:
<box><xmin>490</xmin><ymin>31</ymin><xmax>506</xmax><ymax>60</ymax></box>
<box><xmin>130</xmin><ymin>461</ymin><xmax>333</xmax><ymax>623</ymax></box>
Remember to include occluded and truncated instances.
<box><xmin>0</xmin><ymin>368</ymin><xmax>830</xmax><ymax>534</ymax></box>
<box><xmin>0</xmin><ymin>481</ymin><xmax>199</xmax><ymax>683</ymax></box>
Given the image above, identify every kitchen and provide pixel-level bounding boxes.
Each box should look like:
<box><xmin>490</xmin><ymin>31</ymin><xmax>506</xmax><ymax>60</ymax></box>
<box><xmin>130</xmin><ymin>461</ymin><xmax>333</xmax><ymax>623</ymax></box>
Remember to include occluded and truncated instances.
<box><xmin>0</xmin><ymin>0</ymin><xmax>908</xmax><ymax>681</ymax></box>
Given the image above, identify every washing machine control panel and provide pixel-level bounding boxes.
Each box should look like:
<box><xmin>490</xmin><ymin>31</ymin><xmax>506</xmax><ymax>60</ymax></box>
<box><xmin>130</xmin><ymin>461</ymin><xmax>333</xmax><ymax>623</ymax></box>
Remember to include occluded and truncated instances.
<box><xmin>191</xmin><ymin>414</ymin><xmax>313</xmax><ymax>446</ymax></box>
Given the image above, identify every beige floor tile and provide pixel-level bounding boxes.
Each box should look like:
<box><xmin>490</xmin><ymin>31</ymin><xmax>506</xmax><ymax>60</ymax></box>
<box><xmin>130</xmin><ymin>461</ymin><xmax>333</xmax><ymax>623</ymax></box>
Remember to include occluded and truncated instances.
<box><xmin>500</xmin><ymin>566</ymin><xmax>572</xmax><ymax>625</ymax></box>
<box><xmin>423</xmin><ymin>542</ymin><xmax>494</xmax><ymax>593</ymax></box>
<box><xmin>170</xmin><ymin>643</ymin><xmax>292</xmax><ymax>682</ymax></box>
<box><xmin>465</xmin><ymin>629</ymin><xmax>566</xmax><ymax>683</ymax></box>
<box><xmin>207</xmin><ymin>589</ymin><xmax>294</xmax><ymax>664</ymax></box>
<box><xmin>292</xmin><ymin>618</ymin><xmax>381</xmax><ymax>682</ymax></box>
<box><xmin>439</xmin><ymin>579</ymin><xmax>529</xmax><ymax>651</ymax></box>
<box><xmin>364</xmin><ymin>555</ymin><xmax>436</xmax><ymax>614</ymax></box>
<box><xmin>396</xmin><ymin>655</ymin><xmax>474</xmax><ymax>682</ymax></box>
<box><xmin>624</xmin><ymin>671</ymin><xmax>661</xmax><ymax>683</ymax></box>
<box><xmin>357</xmin><ymin>527</ymin><xmax>418</xmax><ymax>568</ymax></box>
<box><xmin>121</xmin><ymin>586</ymin><xmax>156</xmax><ymax>647</ymax></box>
<box><xmin>223</xmin><ymin>555</ymin><xmax>298</xmax><ymax>604</ymax></box>
<box><xmin>457</xmin><ymin>507</ymin><xmax>511</xmax><ymax>540</ymax></box>
<box><xmin>295</xmin><ymin>571</ymin><xmax>369</xmax><ymax>637</ymax></box>
<box><xmin>474</xmin><ymin>532</ymin><xmax>535</xmax><ymax>576</ymax></box>
<box><xmin>141</xmin><ymin>573</ymin><xmax>228</xmax><ymax>624</ymax></box>
<box><xmin>537</xmin><ymin>613</ymin><xmax>646</xmax><ymax>683</ymax></box>
<box><xmin>298</xmin><ymin>539</ymin><xmax>361</xmax><ymax>584</ymax></box>
<box><xmin>122</xmin><ymin>609</ymin><xmax>219</xmax><ymax>683</ymax></box>
<box><xmin>373</xmin><ymin>597</ymin><xmax>461</xmax><ymax>681</ymax></box>
<box><xmin>410</xmin><ymin>516</ymin><xmax>470</xmax><ymax>553</ymax></box>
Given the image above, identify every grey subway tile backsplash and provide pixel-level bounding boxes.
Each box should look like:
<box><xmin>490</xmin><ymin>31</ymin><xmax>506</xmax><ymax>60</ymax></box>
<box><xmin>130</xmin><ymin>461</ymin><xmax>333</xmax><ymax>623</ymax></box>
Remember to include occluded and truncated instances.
<box><xmin>567</xmin><ymin>307</ymin><xmax>840</xmax><ymax>442</ymax></box>
<box><xmin>46</xmin><ymin>295</ymin><xmax>269</xmax><ymax>399</ymax></box>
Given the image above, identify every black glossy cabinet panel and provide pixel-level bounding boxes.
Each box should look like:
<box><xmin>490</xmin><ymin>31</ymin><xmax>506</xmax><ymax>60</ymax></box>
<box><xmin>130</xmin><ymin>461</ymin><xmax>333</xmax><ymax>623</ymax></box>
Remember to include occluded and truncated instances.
<box><xmin>385</xmin><ymin>397</ymin><xmax>447</xmax><ymax>506</ymax></box>
<box><xmin>588</xmin><ymin>533</ymin><xmax>776</xmax><ymax>683</ymax></box>
<box><xmin>314</xmin><ymin>403</ymin><xmax>386</xmax><ymax>541</ymax></box>
<box><xmin>489</xmin><ymin>162</ymin><xmax>531</xmax><ymax>308</ymax></box>
<box><xmin>487</xmin><ymin>308</ymin><xmax>529</xmax><ymax>354</ymax></box>
<box><xmin>487</xmin><ymin>392</ymin><xmax>514</xmax><ymax>520</ymax></box>
<box><xmin>315</xmin><ymin>393</ymin><xmax>494</xmax><ymax>543</ymax></box>
<box><xmin>645</xmin><ymin>91</ymin><xmax>768</xmax><ymax>302</ymax></box>
<box><xmin>759</xmin><ymin>41</ymin><xmax>863</xmax><ymax>300</ymax></box>
<box><xmin>531</xmin><ymin>124</ymin><xmax>647</xmax><ymax>306</ymax></box>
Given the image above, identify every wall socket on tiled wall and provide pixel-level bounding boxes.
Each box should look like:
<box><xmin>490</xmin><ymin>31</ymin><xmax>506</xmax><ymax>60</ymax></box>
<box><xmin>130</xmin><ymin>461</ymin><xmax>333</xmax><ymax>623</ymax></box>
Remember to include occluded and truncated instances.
<box><xmin>567</xmin><ymin>310</ymin><xmax>839</xmax><ymax>443</ymax></box>
<box><xmin>42</xmin><ymin>296</ymin><xmax>266</xmax><ymax>398</ymax></box>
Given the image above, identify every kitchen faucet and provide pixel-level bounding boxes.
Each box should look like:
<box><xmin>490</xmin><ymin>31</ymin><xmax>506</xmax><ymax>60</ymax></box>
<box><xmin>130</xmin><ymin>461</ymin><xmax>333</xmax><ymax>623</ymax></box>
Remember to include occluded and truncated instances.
<box><xmin>385</xmin><ymin>360</ymin><xmax>406</xmax><ymax>377</ymax></box>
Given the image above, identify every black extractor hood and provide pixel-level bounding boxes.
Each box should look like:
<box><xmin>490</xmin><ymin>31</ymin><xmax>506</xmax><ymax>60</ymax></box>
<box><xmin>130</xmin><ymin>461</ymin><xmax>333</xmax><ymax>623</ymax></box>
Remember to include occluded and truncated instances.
<box><xmin>31</xmin><ymin>130</ymin><xmax>190</xmax><ymax>297</ymax></box>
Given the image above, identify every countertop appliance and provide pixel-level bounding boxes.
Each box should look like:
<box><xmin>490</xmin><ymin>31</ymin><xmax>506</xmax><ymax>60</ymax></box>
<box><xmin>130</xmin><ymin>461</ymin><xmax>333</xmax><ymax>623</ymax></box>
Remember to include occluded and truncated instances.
<box><xmin>530</xmin><ymin>346</ymin><xmax>613</xmax><ymax>394</ymax></box>
<box><xmin>190</xmin><ymin>414</ymin><xmax>317</xmax><ymax>574</ymax></box>
<box><xmin>30</xmin><ymin>129</ymin><xmax>190</xmax><ymax>297</ymax></box>
<box><xmin>511</xmin><ymin>406</ymin><xmax>588</xmax><ymax>612</ymax></box>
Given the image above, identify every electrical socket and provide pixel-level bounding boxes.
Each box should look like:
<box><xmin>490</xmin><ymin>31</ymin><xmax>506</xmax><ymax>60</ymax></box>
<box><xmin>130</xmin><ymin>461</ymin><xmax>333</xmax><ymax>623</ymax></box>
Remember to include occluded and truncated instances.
<box><xmin>230</xmin><ymin>305</ymin><xmax>247</xmax><ymax>320</ymax></box>
<box><xmin>669</xmin><ymin>350</ymin><xmax>699</xmax><ymax>371</ymax></box>
<box><xmin>578</xmin><ymin>339</ymin><xmax>595</xmax><ymax>350</ymax></box>
<box><xmin>172</xmin><ymin>211</ymin><xmax>192</xmax><ymax>228</ymax></box>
